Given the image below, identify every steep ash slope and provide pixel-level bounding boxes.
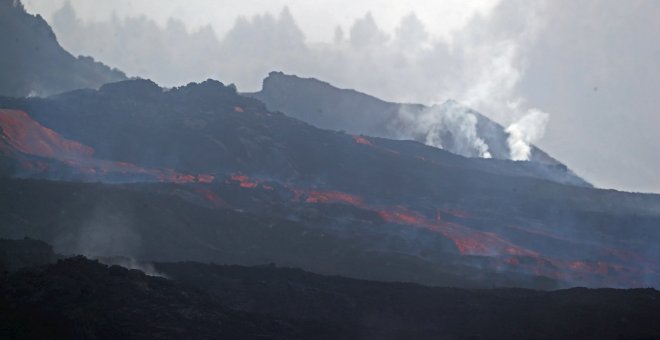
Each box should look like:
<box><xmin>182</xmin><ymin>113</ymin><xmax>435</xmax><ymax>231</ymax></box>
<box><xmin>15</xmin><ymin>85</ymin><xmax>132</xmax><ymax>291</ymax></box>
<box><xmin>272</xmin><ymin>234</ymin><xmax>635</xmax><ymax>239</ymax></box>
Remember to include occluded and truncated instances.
<box><xmin>0</xmin><ymin>178</ymin><xmax>559</xmax><ymax>290</ymax></box>
<box><xmin>1</xmin><ymin>79</ymin><xmax>659</xmax><ymax>288</ymax></box>
<box><xmin>248</xmin><ymin>72</ymin><xmax>586</xmax><ymax>186</ymax></box>
<box><xmin>0</xmin><ymin>0</ymin><xmax>125</xmax><ymax>97</ymax></box>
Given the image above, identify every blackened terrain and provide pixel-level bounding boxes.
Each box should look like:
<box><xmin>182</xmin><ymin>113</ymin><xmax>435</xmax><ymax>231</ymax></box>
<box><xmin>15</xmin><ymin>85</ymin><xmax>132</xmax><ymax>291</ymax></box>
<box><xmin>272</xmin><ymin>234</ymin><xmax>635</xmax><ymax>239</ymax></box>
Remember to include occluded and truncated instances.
<box><xmin>1</xmin><ymin>3</ymin><xmax>660</xmax><ymax>339</ymax></box>
<box><xmin>248</xmin><ymin>72</ymin><xmax>577</xmax><ymax>175</ymax></box>
<box><xmin>0</xmin><ymin>257</ymin><xmax>315</xmax><ymax>340</ymax></box>
<box><xmin>1</xmin><ymin>240</ymin><xmax>660</xmax><ymax>340</ymax></box>
<box><xmin>1</xmin><ymin>79</ymin><xmax>660</xmax><ymax>288</ymax></box>
<box><xmin>158</xmin><ymin>261</ymin><xmax>660</xmax><ymax>340</ymax></box>
<box><xmin>0</xmin><ymin>178</ymin><xmax>556</xmax><ymax>289</ymax></box>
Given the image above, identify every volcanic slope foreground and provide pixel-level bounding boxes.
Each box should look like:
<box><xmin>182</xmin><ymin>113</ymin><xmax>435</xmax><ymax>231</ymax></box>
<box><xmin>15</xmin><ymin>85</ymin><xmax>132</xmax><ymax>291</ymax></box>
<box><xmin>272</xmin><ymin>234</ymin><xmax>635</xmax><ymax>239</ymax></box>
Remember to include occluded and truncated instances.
<box><xmin>1</xmin><ymin>79</ymin><xmax>660</xmax><ymax>288</ymax></box>
<box><xmin>2</xmin><ymin>239</ymin><xmax>660</xmax><ymax>340</ymax></box>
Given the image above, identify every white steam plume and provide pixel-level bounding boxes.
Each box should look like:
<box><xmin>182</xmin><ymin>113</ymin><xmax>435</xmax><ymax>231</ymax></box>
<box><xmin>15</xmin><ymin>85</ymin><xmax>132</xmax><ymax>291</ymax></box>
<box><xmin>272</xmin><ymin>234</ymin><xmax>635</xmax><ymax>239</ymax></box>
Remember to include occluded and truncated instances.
<box><xmin>391</xmin><ymin>0</ymin><xmax>550</xmax><ymax>161</ymax></box>
<box><xmin>47</xmin><ymin>0</ymin><xmax>550</xmax><ymax>162</ymax></box>
<box><xmin>505</xmin><ymin>108</ymin><xmax>549</xmax><ymax>160</ymax></box>
<box><xmin>438</xmin><ymin>0</ymin><xmax>552</xmax><ymax>161</ymax></box>
<box><xmin>99</xmin><ymin>257</ymin><xmax>168</xmax><ymax>278</ymax></box>
<box><xmin>396</xmin><ymin>102</ymin><xmax>492</xmax><ymax>158</ymax></box>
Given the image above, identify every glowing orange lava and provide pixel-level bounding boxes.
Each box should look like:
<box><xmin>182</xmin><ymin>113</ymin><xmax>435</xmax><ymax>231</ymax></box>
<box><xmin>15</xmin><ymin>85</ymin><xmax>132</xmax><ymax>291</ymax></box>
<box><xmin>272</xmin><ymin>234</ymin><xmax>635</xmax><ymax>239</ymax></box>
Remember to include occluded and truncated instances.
<box><xmin>290</xmin><ymin>186</ymin><xmax>650</xmax><ymax>284</ymax></box>
<box><xmin>197</xmin><ymin>174</ymin><xmax>215</xmax><ymax>183</ymax></box>
<box><xmin>304</xmin><ymin>190</ymin><xmax>364</xmax><ymax>206</ymax></box>
<box><xmin>0</xmin><ymin>109</ymin><xmax>94</xmax><ymax>158</ymax></box>
<box><xmin>3</xmin><ymin>109</ymin><xmax>652</xmax><ymax>286</ymax></box>
<box><xmin>352</xmin><ymin>135</ymin><xmax>373</xmax><ymax>146</ymax></box>
<box><xmin>376</xmin><ymin>205</ymin><xmax>538</xmax><ymax>257</ymax></box>
<box><xmin>377</xmin><ymin>209</ymin><xmax>422</xmax><ymax>225</ymax></box>
<box><xmin>289</xmin><ymin>185</ymin><xmax>537</xmax><ymax>258</ymax></box>
<box><xmin>0</xmin><ymin>109</ymin><xmax>213</xmax><ymax>184</ymax></box>
<box><xmin>291</xmin><ymin>186</ymin><xmax>514</xmax><ymax>257</ymax></box>
<box><xmin>226</xmin><ymin>174</ymin><xmax>280</xmax><ymax>191</ymax></box>
<box><xmin>230</xmin><ymin>174</ymin><xmax>258</xmax><ymax>188</ymax></box>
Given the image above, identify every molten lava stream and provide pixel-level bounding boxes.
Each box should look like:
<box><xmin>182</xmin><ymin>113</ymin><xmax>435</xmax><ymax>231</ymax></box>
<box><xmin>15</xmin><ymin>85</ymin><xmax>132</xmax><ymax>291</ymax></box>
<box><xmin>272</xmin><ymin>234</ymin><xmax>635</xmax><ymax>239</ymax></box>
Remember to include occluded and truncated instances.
<box><xmin>377</xmin><ymin>206</ymin><xmax>539</xmax><ymax>257</ymax></box>
<box><xmin>234</xmin><ymin>183</ymin><xmax>650</xmax><ymax>286</ymax></box>
<box><xmin>289</xmin><ymin>185</ymin><xmax>537</xmax><ymax>259</ymax></box>
<box><xmin>0</xmin><ymin>109</ymin><xmax>94</xmax><ymax>159</ymax></box>
<box><xmin>0</xmin><ymin>109</ymin><xmax>215</xmax><ymax>184</ymax></box>
<box><xmin>228</xmin><ymin>174</ymin><xmax>259</xmax><ymax>188</ymax></box>
<box><xmin>352</xmin><ymin>135</ymin><xmax>373</xmax><ymax>146</ymax></box>
<box><xmin>302</xmin><ymin>190</ymin><xmax>364</xmax><ymax>206</ymax></box>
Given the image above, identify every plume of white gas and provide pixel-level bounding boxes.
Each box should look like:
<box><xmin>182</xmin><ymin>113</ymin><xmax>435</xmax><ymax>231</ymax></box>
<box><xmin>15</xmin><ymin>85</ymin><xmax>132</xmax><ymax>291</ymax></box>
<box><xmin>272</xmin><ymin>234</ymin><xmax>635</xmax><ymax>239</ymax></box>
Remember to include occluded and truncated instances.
<box><xmin>505</xmin><ymin>108</ymin><xmax>549</xmax><ymax>160</ymax></box>
<box><xmin>396</xmin><ymin>102</ymin><xmax>492</xmax><ymax>158</ymax></box>
<box><xmin>438</xmin><ymin>0</ymin><xmax>552</xmax><ymax>161</ymax></box>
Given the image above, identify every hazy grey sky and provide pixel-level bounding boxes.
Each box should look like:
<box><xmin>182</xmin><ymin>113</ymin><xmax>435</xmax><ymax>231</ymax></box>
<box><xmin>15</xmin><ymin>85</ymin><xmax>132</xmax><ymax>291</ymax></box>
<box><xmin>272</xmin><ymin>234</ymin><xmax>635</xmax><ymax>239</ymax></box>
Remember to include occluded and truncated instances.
<box><xmin>23</xmin><ymin>0</ymin><xmax>498</xmax><ymax>42</ymax></box>
<box><xmin>22</xmin><ymin>0</ymin><xmax>660</xmax><ymax>193</ymax></box>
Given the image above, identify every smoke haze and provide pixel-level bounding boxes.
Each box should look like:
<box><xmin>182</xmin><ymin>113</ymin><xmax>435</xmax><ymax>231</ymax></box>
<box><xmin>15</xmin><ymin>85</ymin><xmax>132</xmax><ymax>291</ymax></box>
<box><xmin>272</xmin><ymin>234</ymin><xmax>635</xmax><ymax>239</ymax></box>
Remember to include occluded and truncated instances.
<box><xmin>21</xmin><ymin>0</ymin><xmax>660</xmax><ymax>193</ymax></box>
<box><xmin>506</xmin><ymin>109</ymin><xmax>550</xmax><ymax>161</ymax></box>
<box><xmin>397</xmin><ymin>102</ymin><xmax>493</xmax><ymax>159</ymax></box>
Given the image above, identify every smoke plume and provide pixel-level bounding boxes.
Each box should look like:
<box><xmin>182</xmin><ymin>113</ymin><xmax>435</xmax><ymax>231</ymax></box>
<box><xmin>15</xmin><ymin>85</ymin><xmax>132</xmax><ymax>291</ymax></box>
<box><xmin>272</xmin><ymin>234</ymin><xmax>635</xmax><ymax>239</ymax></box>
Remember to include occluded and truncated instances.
<box><xmin>397</xmin><ymin>102</ymin><xmax>492</xmax><ymax>158</ymax></box>
<box><xmin>73</xmin><ymin>207</ymin><xmax>141</xmax><ymax>258</ymax></box>
<box><xmin>24</xmin><ymin>0</ymin><xmax>660</xmax><ymax>191</ymax></box>
<box><xmin>505</xmin><ymin>108</ymin><xmax>549</xmax><ymax>160</ymax></box>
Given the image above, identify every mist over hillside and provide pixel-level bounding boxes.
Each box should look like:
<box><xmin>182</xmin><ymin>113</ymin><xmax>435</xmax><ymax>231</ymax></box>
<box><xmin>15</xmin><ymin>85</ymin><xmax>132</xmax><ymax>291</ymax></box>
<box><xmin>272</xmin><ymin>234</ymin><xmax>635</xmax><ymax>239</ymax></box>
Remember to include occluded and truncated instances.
<box><xmin>2</xmin><ymin>79</ymin><xmax>659</xmax><ymax>290</ymax></box>
<box><xmin>0</xmin><ymin>0</ymin><xmax>125</xmax><ymax>97</ymax></box>
<box><xmin>2</xmin><ymin>0</ymin><xmax>660</xmax><ymax>338</ymax></box>
<box><xmin>249</xmin><ymin>72</ymin><xmax>581</xmax><ymax>170</ymax></box>
<box><xmin>29</xmin><ymin>0</ymin><xmax>660</xmax><ymax>193</ymax></box>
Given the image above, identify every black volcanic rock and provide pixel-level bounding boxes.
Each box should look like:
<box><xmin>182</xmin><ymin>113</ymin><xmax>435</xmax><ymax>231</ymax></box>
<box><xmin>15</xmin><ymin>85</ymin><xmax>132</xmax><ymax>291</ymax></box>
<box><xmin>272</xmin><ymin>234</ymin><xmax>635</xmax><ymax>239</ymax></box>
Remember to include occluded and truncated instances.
<box><xmin>1</xmin><ymin>79</ymin><xmax>659</xmax><ymax>288</ymax></box>
<box><xmin>0</xmin><ymin>78</ymin><xmax>587</xmax><ymax>188</ymax></box>
<box><xmin>1</xmin><ymin>241</ymin><xmax>659</xmax><ymax>340</ymax></box>
<box><xmin>0</xmin><ymin>178</ymin><xmax>553</xmax><ymax>290</ymax></box>
<box><xmin>99</xmin><ymin>78</ymin><xmax>162</xmax><ymax>99</ymax></box>
<box><xmin>157</xmin><ymin>261</ymin><xmax>660</xmax><ymax>340</ymax></box>
<box><xmin>0</xmin><ymin>237</ymin><xmax>57</xmax><ymax>271</ymax></box>
<box><xmin>0</xmin><ymin>256</ymin><xmax>307</xmax><ymax>339</ymax></box>
<box><xmin>248</xmin><ymin>72</ymin><xmax>584</xmax><ymax>185</ymax></box>
<box><xmin>0</xmin><ymin>0</ymin><xmax>126</xmax><ymax>97</ymax></box>
<box><xmin>252</xmin><ymin>72</ymin><xmax>401</xmax><ymax>137</ymax></box>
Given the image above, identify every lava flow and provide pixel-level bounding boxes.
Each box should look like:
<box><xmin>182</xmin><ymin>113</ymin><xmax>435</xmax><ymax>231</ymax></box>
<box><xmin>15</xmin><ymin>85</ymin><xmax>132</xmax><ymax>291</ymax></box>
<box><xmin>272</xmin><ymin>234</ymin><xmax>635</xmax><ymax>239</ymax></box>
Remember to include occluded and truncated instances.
<box><xmin>376</xmin><ymin>206</ymin><xmax>538</xmax><ymax>257</ymax></box>
<box><xmin>285</xmin><ymin>185</ymin><xmax>656</xmax><ymax>286</ymax></box>
<box><xmin>225</xmin><ymin>173</ymin><xmax>278</xmax><ymax>191</ymax></box>
<box><xmin>293</xmin><ymin>189</ymin><xmax>365</xmax><ymax>206</ymax></box>
<box><xmin>229</xmin><ymin>174</ymin><xmax>259</xmax><ymax>188</ymax></box>
<box><xmin>0</xmin><ymin>109</ymin><xmax>213</xmax><ymax>184</ymax></box>
<box><xmin>287</xmin><ymin>185</ymin><xmax>536</xmax><ymax>258</ymax></box>
<box><xmin>352</xmin><ymin>135</ymin><xmax>373</xmax><ymax>146</ymax></box>
<box><xmin>291</xmin><ymin>186</ymin><xmax>535</xmax><ymax>257</ymax></box>
<box><xmin>0</xmin><ymin>109</ymin><xmax>94</xmax><ymax>158</ymax></box>
<box><xmin>5</xmin><ymin>108</ymin><xmax>651</xmax><ymax>287</ymax></box>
